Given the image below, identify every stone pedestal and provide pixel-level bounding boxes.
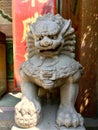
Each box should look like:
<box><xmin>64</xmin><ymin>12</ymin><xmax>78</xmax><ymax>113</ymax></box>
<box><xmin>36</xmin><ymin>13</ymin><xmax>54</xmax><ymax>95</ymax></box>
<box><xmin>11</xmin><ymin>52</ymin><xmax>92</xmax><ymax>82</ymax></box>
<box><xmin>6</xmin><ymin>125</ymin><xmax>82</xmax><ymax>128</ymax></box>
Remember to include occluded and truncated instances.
<box><xmin>12</xmin><ymin>103</ymin><xmax>86</xmax><ymax>130</ymax></box>
<box><xmin>12</xmin><ymin>126</ymin><xmax>86</xmax><ymax>130</ymax></box>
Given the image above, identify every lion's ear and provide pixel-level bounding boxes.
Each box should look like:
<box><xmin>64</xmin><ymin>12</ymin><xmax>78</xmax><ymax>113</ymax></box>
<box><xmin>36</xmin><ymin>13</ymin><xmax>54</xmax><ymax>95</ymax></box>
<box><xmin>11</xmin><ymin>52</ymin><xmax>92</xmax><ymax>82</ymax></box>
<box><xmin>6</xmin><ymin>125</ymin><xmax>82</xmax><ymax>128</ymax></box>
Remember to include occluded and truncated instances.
<box><xmin>61</xmin><ymin>20</ymin><xmax>71</xmax><ymax>35</ymax></box>
<box><xmin>61</xmin><ymin>20</ymin><xmax>76</xmax><ymax>59</ymax></box>
<box><xmin>29</xmin><ymin>24</ymin><xmax>35</xmax><ymax>33</ymax></box>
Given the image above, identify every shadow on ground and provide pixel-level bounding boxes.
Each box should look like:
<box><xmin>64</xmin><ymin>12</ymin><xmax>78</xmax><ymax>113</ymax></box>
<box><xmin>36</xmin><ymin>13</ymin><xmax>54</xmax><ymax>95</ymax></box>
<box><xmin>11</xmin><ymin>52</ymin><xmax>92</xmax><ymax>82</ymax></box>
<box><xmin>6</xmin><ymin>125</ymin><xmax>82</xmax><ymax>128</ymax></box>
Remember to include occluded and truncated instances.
<box><xmin>86</xmin><ymin>128</ymin><xmax>98</xmax><ymax>130</ymax></box>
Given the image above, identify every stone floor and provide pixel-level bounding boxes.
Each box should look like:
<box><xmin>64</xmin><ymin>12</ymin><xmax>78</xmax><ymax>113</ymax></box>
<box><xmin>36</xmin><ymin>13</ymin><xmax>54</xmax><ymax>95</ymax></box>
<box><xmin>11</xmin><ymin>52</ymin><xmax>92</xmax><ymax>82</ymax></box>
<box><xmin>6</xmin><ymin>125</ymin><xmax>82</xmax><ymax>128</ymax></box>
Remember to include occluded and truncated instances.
<box><xmin>0</xmin><ymin>93</ymin><xmax>98</xmax><ymax>130</ymax></box>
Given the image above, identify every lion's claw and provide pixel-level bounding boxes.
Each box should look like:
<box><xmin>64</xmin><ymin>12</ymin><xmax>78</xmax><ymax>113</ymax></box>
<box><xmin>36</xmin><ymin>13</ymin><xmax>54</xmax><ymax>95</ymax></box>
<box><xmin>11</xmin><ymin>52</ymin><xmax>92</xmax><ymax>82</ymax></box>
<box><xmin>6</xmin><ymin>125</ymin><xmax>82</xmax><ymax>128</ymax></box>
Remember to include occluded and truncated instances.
<box><xmin>56</xmin><ymin>106</ymin><xmax>84</xmax><ymax>128</ymax></box>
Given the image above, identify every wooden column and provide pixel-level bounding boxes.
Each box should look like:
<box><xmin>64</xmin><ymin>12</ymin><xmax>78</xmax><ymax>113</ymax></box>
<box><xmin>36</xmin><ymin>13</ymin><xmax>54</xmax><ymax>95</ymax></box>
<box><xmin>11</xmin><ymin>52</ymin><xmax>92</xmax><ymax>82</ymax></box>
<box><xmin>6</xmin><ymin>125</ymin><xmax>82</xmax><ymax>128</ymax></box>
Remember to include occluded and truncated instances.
<box><xmin>61</xmin><ymin>0</ymin><xmax>98</xmax><ymax>117</ymax></box>
<box><xmin>0</xmin><ymin>32</ymin><xmax>6</xmax><ymax>97</ymax></box>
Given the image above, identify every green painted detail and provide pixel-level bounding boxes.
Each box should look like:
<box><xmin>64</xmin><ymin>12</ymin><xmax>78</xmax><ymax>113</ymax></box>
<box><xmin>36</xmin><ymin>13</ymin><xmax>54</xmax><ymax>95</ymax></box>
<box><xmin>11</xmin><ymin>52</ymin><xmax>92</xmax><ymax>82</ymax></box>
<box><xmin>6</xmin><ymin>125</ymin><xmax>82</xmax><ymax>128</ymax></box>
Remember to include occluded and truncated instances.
<box><xmin>57</xmin><ymin>0</ymin><xmax>60</xmax><ymax>14</ymax></box>
<box><xmin>73</xmin><ymin>0</ymin><xmax>78</xmax><ymax>15</ymax></box>
<box><xmin>6</xmin><ymin>39</ymin><xmax>14</xmax><ymax>79</ymax></box>
<box><xmin>0</xmin><ymin>9</ymin><xmax>12</xmax><ymax>22</ymax></box>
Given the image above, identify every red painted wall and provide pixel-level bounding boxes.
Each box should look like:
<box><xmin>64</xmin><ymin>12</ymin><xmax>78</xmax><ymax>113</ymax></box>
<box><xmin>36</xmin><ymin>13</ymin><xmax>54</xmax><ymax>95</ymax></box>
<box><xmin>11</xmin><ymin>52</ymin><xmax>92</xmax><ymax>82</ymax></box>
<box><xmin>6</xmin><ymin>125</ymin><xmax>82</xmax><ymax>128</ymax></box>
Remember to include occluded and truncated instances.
<box><xmin>12</xmin><ymin>0</ymin><xmax>57</xmax><ymax>89</ymax></box>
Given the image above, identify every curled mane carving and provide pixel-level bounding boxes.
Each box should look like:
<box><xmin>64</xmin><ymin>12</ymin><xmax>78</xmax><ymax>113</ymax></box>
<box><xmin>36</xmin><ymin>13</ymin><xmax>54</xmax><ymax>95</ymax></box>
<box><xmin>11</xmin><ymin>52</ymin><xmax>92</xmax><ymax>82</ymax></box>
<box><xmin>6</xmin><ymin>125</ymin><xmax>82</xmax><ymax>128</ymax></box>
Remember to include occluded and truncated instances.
<box><xmin>26</xmin><ymin>13</ymin><xmax>76</xmax><ymax>59</ymax></box>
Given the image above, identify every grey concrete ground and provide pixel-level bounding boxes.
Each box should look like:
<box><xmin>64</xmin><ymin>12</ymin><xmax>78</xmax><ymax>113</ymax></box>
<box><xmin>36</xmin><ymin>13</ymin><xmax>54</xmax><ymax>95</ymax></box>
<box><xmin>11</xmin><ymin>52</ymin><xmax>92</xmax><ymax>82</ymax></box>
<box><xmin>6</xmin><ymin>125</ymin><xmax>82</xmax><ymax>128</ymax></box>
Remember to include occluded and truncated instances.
<box><xmin>0</xmin><ymin>93</ymin><xmax>98</xmax><ymax>130</ymax></box>
<box><xmin>0</xmin><ymin>93</ymin><xmax>21</xmax><ymax>129</ymax></box>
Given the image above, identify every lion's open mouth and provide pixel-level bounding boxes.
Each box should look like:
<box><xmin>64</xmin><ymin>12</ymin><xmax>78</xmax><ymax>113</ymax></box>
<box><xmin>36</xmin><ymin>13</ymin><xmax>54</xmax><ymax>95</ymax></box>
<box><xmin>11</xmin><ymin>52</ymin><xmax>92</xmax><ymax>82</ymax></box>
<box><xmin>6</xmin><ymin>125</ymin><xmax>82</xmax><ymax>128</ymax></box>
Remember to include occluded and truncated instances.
<box><xmin>39</xmin><ymin>44</ymin><xmax>61</xmax><ymax>53</ymax></box>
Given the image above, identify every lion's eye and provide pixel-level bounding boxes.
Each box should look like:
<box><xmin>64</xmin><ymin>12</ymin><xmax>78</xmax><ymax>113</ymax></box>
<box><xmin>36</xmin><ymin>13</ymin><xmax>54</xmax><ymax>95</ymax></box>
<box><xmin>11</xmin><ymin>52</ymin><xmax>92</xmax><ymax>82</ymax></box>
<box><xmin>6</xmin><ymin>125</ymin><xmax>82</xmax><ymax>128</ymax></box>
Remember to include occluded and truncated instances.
<box><xmin>36</xmin><ymin>36</ymin><xmax>43</xmax><ymax>41</ymax></box>
<box><xmin>39</xmin><ymin>36</ymin><xmax>43</xmax><ymax>40</ymax></box>
<box><xmin>48</xmin><ymin>35</ymin><xmax>57</xmax><ymax>40</ymax></box>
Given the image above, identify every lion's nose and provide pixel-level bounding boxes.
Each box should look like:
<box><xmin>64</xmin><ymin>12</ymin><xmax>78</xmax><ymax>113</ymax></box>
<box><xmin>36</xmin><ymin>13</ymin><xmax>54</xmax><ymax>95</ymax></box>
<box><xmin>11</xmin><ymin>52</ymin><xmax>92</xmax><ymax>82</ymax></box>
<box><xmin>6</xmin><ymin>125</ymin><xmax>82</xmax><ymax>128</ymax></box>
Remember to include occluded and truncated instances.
<box><xmin>40</xmin><ymin>37</ymin><xmax>53</xmax><ymax>47</ymax></box>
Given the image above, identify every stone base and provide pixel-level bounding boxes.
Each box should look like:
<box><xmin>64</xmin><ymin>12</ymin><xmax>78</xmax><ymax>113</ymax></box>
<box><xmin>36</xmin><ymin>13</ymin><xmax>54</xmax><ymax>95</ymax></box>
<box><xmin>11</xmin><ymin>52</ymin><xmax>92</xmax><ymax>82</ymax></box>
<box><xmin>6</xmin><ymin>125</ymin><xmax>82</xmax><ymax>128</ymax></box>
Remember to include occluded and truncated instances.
<box><xmin>11</xmin><ymin>103</ymin><xmax>86</xmax><ymax>130</ymax></box>
<box><xmin>12</xmin><ymin>125</ymin><xmax>86</xmax><ymax>130</ymax></box>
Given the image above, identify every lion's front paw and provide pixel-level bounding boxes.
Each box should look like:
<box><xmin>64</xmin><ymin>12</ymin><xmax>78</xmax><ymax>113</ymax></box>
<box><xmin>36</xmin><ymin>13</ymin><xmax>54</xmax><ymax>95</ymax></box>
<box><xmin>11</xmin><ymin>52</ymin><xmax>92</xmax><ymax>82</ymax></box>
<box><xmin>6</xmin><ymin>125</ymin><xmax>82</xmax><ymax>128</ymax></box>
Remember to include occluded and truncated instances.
<box><xmin>15</xmin><ymin>97</ymin><xmax>41</xmax><ymax>128</ymax></box>
<box><xmin>56</xmin><ymin>105</ymin><xmax>84</xmax><ymax>128</ymax></box>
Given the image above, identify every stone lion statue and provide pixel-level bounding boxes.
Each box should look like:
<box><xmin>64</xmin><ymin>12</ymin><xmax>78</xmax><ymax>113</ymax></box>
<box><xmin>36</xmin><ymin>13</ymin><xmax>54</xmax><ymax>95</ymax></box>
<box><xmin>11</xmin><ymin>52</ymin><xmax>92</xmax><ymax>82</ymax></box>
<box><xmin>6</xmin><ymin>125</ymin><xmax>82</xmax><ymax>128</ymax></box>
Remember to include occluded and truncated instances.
<box><xmin>15</xmin><ymin>14</ymin><xmax>84</xmax><ymax>128</ymax></box>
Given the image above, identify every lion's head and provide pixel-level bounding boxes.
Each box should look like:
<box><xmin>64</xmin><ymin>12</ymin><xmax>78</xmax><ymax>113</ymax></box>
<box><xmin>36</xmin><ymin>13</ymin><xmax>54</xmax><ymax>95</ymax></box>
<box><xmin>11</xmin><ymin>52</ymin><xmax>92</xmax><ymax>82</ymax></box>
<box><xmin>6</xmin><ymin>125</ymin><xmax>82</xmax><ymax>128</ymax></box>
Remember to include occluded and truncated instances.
<box><xmin>27</xmin><ymin>13</ymin><xmax>76</xmax><ymax>58</ymax></box>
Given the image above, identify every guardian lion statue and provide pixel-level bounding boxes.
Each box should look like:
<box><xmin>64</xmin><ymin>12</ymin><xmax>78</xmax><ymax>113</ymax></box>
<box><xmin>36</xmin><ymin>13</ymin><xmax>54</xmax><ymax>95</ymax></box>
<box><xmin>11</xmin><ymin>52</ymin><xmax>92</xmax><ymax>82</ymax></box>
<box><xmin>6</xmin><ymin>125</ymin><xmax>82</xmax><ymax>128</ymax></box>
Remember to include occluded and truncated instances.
<box><xmin>15</xmin><ymin>14</ymin><xmax>84</xmax><ymax>128</ymax></box>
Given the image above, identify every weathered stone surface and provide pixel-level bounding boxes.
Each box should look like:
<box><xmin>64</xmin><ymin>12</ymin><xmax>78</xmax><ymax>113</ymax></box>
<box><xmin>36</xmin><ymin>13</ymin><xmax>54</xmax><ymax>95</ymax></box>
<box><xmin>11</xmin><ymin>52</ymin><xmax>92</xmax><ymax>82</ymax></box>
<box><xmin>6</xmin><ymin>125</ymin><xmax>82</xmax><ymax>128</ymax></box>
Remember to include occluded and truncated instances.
<box><xmin>14</xmin><ymin>14</ymin><xmax>85</xmax><ymax>129</ymax></box>
<box><xmin>13</xmin><ymin>103</ymin><xmax>86</xmax><ymax>130</ymax></box>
